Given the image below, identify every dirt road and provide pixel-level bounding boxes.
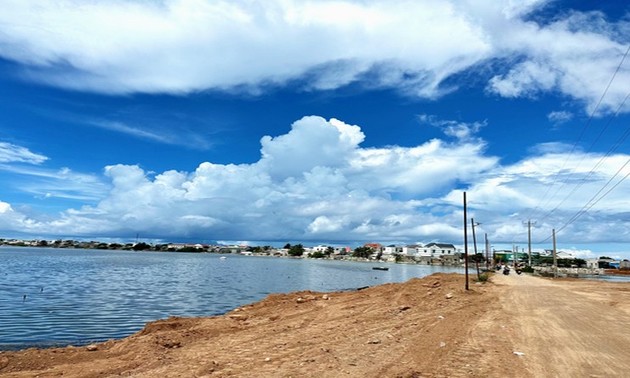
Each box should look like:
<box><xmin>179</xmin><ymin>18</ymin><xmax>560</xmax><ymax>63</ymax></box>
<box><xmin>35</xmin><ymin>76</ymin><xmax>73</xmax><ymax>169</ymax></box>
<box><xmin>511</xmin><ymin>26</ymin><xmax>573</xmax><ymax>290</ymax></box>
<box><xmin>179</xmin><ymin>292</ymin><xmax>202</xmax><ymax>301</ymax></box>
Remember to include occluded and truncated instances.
<box><xmin>0</xmin><ymin>272</ymin><xmax>628</xmax><ymax>377</ymax></box>
<box><xmin>491</xmin><ymin>273</ymin><xmax>630</xmax><ymax>377</ymax></box>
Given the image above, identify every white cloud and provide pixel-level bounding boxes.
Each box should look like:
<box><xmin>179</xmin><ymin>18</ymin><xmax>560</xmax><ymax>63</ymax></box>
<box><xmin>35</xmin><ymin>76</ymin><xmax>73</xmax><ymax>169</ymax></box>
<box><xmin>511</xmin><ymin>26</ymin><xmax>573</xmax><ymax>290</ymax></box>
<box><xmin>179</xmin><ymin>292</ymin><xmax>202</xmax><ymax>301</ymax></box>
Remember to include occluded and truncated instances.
<box><xmin>258</xmin><ymin>116</ymin><xmax>364</xmax><ymax>180</ymax></box>
<box><xmin>0</xmin><ymin>141</ymin><xmax>106</xmax><ymax>201</ymax></box>
<box><xmin>0</xmin><ymin>164</ymin><xmax>109</xmax><ymax>201</ymax></box>
<box><xmin>547</xmin><ymin>111</ymin><xmax>573</xmax><ymax>125</ymax></box>
<box><xmin>0</xmin><ymin>116</ymin><xmax>496</xmax><ymax>241</ymax></box>
<box><xmin>1</xmin><ymin>115</ymin><xmax>629</xmax><ymax>250</ymax></box>
<box><xmin>2</xmin><ymin>1</ymin><xmax>627</xmax><ymax>114</ymax></box>
<box><xmin>418</xmin><ymin>114</ymin><xmax>485</xmax><ymax>141</ymax></box>
<box><xmin>488</xmin><ymin>60</ymin><xmax>558</xmax><ymax>98</ymax></box>
<box><xmin>0</xmin><ymin>0</ymin><xmax>490</xmax><ymax>96</ymax></box>
<box><xmin>0</xmin><ymin>141</ymin><xmax>48</xmax><ymax>164</ymax></box>
<box><xmin>486</xmin><ymin>11</ymin><xmax>630</xmax><ymax>115</ymax></box>
<box><xmin>0</xmin><ymin>201</ymin><xmax>30</xmax><ymax>230</ymax></box>
<box><xmin>88</xmin><ymin>120</ymin><xmax>213</xmax><ymax>149</ymax></box>
<box><xmin>453</xmin><ymin>151</ymin><xmax>630</xmax><ymax>245</ymax></box>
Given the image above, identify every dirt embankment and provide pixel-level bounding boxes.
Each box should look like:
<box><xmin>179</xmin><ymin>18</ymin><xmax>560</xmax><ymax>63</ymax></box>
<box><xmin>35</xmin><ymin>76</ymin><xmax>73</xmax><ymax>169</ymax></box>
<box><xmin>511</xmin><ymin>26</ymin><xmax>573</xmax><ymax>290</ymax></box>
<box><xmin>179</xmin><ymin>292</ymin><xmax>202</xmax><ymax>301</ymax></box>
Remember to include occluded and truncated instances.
<box><xmin>1</xmin><ymin>272</ymin><xmax>629</xmax><ymax>377</ymax></box>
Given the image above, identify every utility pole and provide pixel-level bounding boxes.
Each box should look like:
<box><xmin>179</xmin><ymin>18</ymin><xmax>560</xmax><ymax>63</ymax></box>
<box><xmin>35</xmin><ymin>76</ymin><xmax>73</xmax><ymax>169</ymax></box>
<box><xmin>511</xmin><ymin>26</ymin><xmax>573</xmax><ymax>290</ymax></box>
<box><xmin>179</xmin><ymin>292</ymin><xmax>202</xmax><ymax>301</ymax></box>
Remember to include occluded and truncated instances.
<box><xmin>471</xmin><ymin>218</ymin><xmax>481</xmax><ymax>279</ymax></box>
<box><xmin>552</xmin><ymin>228</ymin><xmax>557</xmax><ymax>278</ymax></box>
<box><xmin>512</xmin><ymin>244</ymin><xmax>516</xmax><ymax>268</ymax></box>
<box><xmin>523</xmin><ymin>220</ymin><xmax>536</xmax><ymax>267</ymax></box>
<box><xmin>463</xmin><ymin>192</ymin><xmax>469</xmax><ymax>291</ymax></box>
<box><xmin>484</xmin><ymin>233</ymin><xmax>490</xmax><ymax>271</ymax></box>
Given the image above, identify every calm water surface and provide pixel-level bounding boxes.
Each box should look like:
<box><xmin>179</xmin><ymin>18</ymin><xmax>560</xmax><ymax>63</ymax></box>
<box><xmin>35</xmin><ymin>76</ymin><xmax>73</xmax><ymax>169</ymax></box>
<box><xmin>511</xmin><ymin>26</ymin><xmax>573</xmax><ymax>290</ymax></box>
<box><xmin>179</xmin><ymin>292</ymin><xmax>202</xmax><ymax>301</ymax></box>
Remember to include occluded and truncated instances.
<box><xmin>0</xmin><ymin>247</ymin><xmax>462</xmax><ymax>350</ymax></box>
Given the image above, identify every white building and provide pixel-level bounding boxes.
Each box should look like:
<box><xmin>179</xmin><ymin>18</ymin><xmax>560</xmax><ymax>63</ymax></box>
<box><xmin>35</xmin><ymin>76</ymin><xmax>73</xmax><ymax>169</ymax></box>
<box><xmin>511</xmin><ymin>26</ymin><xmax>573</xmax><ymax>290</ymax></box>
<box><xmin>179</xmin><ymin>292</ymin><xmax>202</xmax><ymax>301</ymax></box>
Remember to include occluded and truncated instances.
<box><xmin>383</xmin><ymin>245</ymin><xmax>404</xmax><ymax>255</ymax></box>
<box><xmin>424</xmin><ymin>243</ymin><xmax>457</xmax><ymax>258</ymax></box>
<box><xmin>402</xmin><ymin>245</ymin><xmax>422</xmax><ymax>256</ymax></box>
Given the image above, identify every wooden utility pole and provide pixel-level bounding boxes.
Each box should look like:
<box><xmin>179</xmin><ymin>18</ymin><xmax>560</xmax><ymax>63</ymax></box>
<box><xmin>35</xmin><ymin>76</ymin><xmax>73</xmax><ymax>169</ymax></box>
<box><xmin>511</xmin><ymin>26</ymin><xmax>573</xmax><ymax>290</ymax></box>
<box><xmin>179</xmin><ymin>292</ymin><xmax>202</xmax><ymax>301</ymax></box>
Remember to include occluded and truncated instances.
<box><xmin>471</xmin><ymin>218</ymin><xmax>480</xmax><ymax>279</ymax></box>
<box><xmin>524</xmin><ymin>220</ymin><xmax>536</xmax><ymax>266</ymax></box>
<box><xmin>463</xmin><ymin>192</ymin><xmax>469</xmax><ymax>290</ymax></box>
<box><xmin>485</xmin><ymin>233</ymin><xmax>490</xmax><ymax>271</ymax></box>
<box><xmin>552</xmin><ymin>228</ymin><xmax>558</xmax><ymax>278</ymax></box>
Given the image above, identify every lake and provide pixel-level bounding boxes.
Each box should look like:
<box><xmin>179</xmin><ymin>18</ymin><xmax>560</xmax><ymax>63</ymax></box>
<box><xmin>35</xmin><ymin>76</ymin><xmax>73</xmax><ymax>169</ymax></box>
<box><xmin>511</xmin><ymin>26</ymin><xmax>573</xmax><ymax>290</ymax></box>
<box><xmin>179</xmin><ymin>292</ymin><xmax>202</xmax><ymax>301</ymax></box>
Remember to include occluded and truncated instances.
<box><xmin>0</xmin><ymin>247</ymin><xmax>463</xmax><ymax>350</ymax></box>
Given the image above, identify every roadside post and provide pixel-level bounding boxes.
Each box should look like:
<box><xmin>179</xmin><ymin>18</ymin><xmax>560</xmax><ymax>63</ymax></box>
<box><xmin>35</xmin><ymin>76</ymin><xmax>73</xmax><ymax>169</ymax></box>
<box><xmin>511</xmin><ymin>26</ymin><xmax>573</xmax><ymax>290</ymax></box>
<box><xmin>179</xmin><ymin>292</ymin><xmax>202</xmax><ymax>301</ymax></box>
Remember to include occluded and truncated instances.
<box><xmin>463</xmin><ymin>192</ymin><xmax>469</xmax><ymax>291</ymax></box>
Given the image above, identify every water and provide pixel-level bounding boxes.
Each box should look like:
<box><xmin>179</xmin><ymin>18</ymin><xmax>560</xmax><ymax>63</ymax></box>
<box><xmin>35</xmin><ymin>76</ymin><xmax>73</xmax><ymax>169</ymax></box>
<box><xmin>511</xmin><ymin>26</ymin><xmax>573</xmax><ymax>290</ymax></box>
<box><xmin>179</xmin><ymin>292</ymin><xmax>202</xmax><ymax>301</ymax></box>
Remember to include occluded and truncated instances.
<box><xmin>0</xmin><ymin>247</ymin><xmax>462</xmax><ymax>350</ymax></box>
<box><xmin>586</xmin><ymin>274</ymin><xmax>630</xmax><ymax>282</ymax></box>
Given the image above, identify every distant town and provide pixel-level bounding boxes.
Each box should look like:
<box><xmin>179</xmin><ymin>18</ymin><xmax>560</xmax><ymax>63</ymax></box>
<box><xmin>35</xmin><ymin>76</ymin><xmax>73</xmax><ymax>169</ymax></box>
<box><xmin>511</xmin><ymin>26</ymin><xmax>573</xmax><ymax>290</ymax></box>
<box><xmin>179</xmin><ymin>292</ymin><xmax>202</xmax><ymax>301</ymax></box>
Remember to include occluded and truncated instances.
<box><xmin>1</xmin><ymin>237</ymin><xmax>628</xmax><ymax>271</ymax></box>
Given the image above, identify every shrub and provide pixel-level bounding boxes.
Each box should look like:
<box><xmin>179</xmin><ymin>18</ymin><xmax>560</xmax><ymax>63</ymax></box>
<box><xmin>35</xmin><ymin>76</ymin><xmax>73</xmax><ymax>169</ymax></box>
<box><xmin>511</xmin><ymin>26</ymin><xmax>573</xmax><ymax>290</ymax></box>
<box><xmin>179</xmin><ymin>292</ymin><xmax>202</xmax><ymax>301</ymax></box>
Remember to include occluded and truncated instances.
<box><xmin>476</xmin><ymin>273</ymin><xmax>490</xmax><ymax>282</ymax></box>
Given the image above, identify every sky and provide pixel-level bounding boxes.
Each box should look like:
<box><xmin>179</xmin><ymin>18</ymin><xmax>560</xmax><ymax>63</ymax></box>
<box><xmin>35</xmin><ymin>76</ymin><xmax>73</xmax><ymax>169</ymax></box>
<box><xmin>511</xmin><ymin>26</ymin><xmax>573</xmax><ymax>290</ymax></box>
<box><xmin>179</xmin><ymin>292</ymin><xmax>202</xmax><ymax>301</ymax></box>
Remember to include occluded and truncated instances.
<box><xmin>0</xmin><ymin>0</ymin><xmax>629</xmax><ymax>258</ymax></box>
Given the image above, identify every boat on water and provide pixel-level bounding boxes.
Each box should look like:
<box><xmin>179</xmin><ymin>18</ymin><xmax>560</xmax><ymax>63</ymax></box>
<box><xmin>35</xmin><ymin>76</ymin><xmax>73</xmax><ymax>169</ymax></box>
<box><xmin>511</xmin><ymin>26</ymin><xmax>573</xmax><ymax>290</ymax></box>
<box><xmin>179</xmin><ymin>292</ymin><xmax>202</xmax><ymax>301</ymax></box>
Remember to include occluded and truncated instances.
<box><xmin>372</xmin><ymin>266</ymin><xmax>389</xmax><ymax>271</ymax></box>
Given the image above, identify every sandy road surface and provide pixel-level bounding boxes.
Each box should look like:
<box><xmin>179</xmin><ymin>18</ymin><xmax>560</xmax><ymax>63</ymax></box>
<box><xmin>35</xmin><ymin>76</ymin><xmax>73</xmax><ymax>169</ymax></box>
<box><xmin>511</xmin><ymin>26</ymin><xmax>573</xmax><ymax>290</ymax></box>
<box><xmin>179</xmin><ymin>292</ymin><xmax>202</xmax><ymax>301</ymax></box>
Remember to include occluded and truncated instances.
<box><xmin>491</xmin><ymin>273</ymin><xmax>630</xmax><ymax>377</ymax></box>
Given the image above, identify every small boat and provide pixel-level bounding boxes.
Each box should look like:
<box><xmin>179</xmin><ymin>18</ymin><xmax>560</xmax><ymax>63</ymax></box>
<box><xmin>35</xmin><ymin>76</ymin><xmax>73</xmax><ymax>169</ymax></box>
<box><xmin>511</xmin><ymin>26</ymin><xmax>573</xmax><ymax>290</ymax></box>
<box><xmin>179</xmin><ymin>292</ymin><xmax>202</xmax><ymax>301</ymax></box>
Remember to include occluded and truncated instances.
<box><xmin>219</xmin><ymin>256</ymin><xmax>227</xmax><ymax>260</ymax></box>
<box><xmin>372</xmin><ymin>266</ymin><xmax>389</xmax><ymax>271</ymax></box>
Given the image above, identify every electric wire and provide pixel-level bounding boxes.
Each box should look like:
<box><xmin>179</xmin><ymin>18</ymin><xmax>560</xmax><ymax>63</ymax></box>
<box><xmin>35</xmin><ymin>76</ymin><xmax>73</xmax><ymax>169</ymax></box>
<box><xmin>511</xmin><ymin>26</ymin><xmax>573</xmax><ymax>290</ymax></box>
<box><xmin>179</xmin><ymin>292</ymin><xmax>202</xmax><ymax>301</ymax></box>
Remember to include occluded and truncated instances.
<box><xmin>510</xmin><ymin>44</ymin><xmax>630</xmax><ymax>246</ymax></box>
<box><xmin>535</xmin><ymin>91</ymin><xmax>630</xmax><ymax>224</ymax></box>
<box><xmin>538</xmin><ymin>156</ymin><xmax>630</xmax><ymax>243</ymax></box>
<box><xmin>521</xmin><ymin>43</ymin><xmax>630</xmax><ymax>224</ymax></box>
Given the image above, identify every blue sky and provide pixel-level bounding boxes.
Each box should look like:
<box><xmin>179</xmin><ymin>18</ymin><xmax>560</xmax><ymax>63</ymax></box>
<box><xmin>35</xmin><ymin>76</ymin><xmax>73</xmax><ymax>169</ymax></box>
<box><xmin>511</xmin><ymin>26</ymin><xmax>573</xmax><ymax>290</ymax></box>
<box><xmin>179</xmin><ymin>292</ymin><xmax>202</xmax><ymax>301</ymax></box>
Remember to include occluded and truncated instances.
<box><xmin>0</xmin><ymin>0</ymin><xmax>629</xmax><ymax>258</ymax></box>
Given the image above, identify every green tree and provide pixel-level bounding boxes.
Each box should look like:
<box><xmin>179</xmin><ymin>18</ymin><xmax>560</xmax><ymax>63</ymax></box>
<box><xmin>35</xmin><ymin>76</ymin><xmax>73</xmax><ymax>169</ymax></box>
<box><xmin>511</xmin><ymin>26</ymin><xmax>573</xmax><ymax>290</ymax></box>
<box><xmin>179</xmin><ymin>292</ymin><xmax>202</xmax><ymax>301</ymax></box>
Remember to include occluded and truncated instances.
<box><xmin>283</xmin><ymin>243</ymin><xmax>292</xmax><ymax>249</ymax></box>
<box><xmin>310</xmin><ymin>251</ymin><xmax>325</xmax><ymax>258</ymax></box>
<box><xmin>353</xmin><ymin>246</ymin><xmax>373</xmax><ymax>259</ymax></box>
<box><xmin>132</xmin><ymin>242</ymin><xmax>151</xmax><ymax>251</ymax></box>
<box><xmin>325</xmin><ymin>246</ymin><xmax>334</xmax><ymax>256</ymax></box>
<box><xmin>288</xmin><ymin>244</ymin><xmax>304</xmax><ymax>257</ymax></box>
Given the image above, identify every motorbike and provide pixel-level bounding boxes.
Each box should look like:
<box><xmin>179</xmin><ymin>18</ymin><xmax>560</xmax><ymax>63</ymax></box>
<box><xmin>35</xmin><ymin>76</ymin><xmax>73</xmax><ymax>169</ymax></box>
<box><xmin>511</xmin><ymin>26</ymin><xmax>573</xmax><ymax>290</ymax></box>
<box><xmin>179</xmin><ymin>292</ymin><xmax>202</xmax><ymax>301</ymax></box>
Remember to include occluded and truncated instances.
<box><xmin>503</xmin><ymin>267</ymin><xmax>510</xmax><ymax>275</ymax></box>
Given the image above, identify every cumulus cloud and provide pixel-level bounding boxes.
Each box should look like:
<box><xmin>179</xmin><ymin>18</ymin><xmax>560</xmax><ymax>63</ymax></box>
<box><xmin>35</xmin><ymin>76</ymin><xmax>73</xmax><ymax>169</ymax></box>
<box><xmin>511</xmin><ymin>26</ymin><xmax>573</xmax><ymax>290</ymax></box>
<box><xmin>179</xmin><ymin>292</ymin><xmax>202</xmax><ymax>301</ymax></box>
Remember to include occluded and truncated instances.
<box><xmin>1</xmin><ymin>115</ymin><xmax>628</xmax><ymax>248</ymax></box>
<box><xmin>0</xmin><ymin>116</ymin><xmax>498</xmax><ymax>242</ymax></box>
<box><xmin>0</xmin><ymin>201</ymin><xmax>29</xmax><ymax>230</ymax></box>
<box><xmin>451</xmin><ymin>151</ymin><xmax>630</xmax><ymax>244</ymax></box>
<box><xmin>0</xmin><ymin>1</ymin><xmax>627</xmax><ymax>114</ymax></box>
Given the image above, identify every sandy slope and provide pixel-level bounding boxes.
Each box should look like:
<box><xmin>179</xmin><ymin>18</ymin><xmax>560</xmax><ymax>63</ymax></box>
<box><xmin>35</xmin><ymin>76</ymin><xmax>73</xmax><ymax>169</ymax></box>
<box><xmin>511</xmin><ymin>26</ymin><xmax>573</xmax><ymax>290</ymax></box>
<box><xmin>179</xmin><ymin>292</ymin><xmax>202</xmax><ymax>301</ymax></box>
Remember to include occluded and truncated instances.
<box><xmin>0</xmin><ymin>272</ymin><xmax>628</xmax><ymax>377</ymax></box>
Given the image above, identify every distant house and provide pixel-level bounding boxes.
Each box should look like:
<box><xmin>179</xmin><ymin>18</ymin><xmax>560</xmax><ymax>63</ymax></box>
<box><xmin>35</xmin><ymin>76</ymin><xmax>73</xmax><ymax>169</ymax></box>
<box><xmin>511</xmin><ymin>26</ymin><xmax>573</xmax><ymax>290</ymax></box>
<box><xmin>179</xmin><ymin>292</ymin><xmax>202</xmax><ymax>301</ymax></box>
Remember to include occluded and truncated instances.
<box><xmin>556</xmin><ymin>251</ymin><xmax>574</xmax><ymax>259</ymax></box>
<box><xmin>424</xmin><ymin>243</ymin><xmax>457</xmax><ymax>258</ymax></box>
<box><xmin>383</xmin><ymin>245</ymin><xmax>403</xmax><ymax>255</ymax></box>
<box><xmin>364</xmin><ymin>243</ymin><xmax>383</xmax><ymax>252</ymax></box>
<box><xmin>333</xmin><ymin>246</ymin><xmax>351</xmax><ymax>255</ymax></box>
<box><xmin>402</xmin><ymin>244</ymin><xmax>422</xmax><ymax>256</ymax></box>
<box><xmin>585</xmin><ymin>259</ymin><xmax>598</xmax><ymax>269</ymax></box>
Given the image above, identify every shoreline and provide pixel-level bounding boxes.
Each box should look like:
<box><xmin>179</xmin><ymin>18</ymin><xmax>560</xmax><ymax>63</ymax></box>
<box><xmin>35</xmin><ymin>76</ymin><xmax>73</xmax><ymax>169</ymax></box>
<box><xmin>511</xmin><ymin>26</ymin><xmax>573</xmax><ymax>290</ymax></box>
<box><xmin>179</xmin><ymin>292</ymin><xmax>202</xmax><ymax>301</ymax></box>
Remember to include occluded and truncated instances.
<box><xmin>1</xmin><ymin>273</ymin><xmax>629</xmax><ymax>377</ymax></box>
<box><xmin>1</xmin><ymin>272</ymin><xmax>488</xmax><ymax>377</ymax></box>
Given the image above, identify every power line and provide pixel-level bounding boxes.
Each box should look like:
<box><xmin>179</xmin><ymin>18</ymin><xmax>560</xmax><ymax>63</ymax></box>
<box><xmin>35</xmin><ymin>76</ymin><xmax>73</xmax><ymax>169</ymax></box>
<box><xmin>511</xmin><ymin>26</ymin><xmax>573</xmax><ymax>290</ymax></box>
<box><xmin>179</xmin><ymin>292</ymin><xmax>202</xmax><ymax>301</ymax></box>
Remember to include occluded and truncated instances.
<box><xmin>538</xmin><ymin>156</ymin><xmax>630</xmax><ymax>243</ymax></box>
<box><xmin>524</xmin><ymin>43</ymin><xmax>630</xmax><ymax>223</ymax></box>
<box><xmin>536</xmin><ymin>91</ymin><xmax>630</xmax><ymax>224</ymax></box>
